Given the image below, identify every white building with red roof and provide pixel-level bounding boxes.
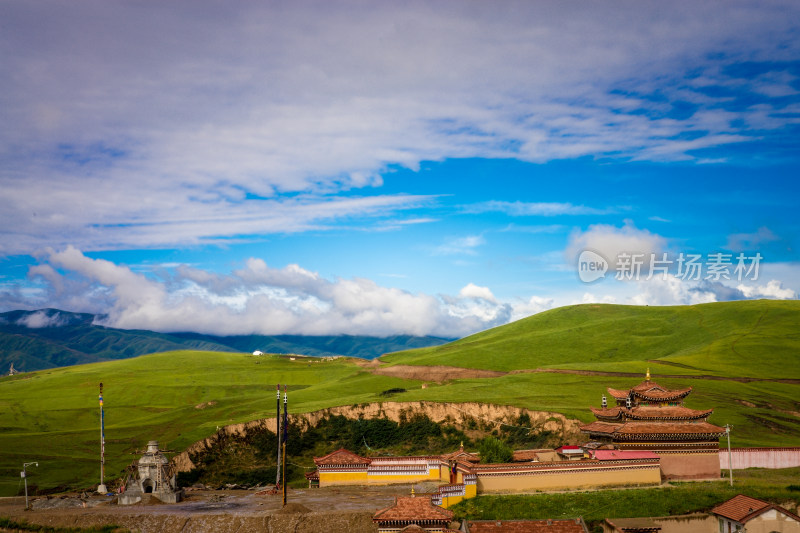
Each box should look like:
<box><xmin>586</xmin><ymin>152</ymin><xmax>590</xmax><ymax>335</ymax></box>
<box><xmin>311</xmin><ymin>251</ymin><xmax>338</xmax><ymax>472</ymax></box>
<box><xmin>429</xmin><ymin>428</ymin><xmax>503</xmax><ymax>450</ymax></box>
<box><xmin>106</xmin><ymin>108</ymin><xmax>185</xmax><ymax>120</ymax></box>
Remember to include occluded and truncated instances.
<box><xmin>711</xmin><ymin>494</ymin><xmax>800</xmax><ymax>533</ymax></box>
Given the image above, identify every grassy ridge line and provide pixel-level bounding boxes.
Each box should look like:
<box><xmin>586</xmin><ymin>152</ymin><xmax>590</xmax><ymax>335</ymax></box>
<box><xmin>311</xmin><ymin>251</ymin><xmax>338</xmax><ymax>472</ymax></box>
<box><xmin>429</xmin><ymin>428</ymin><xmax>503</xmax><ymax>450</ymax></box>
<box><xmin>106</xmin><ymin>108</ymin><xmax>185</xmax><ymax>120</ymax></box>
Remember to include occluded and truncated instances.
<box><xmin>382</xmin><ymin>300</ymin><xmax>800</xmax><ymax>379</ymax></box>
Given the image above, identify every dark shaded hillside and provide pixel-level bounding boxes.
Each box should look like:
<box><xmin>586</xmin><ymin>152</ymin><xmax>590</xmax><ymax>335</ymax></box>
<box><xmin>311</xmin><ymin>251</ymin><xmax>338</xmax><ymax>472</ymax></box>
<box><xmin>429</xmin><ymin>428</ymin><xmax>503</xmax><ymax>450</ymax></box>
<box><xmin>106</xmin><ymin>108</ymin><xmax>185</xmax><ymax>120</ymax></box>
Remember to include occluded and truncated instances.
<box><xmin>0</xmin><ymin>309</ymin><xmax>452</xmax><ymax>372</ymax></box>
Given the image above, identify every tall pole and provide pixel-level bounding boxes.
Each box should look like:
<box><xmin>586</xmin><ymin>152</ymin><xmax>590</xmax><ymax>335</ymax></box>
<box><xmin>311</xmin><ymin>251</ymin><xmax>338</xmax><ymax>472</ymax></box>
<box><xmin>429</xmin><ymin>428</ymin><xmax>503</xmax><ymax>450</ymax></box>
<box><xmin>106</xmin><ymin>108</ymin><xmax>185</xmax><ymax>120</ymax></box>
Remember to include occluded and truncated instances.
<box><xmin>725</xmin><ymin>424</ymin><xmax>733</xmax><ymax>487</ymax></box>
<box><xmin>283</xmin><ymin>385</ymin><xmax>288</xmax><ymax>506</ymax></box>
<box><xmin>22</xmin><ymin>462</ymin><xmax>37</xmax><ymax>510</ymax></box>
<box><xmin>275</xmin><ymin>384</ymin><xmax>281</xmax><ymax>489</ymax></box>
<box><xmin>98</xmin><ymin>383</ymin><xmax>107</xmax><ymax>493</ymax></box>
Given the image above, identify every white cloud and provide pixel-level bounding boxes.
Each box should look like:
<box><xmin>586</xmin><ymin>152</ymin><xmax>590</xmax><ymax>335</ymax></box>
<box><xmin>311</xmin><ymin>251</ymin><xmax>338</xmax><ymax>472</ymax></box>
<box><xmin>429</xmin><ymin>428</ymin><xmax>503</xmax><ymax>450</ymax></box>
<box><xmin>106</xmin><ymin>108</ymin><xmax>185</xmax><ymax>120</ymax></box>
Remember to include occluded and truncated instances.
<box><xmin>459</xmin><ymin>283</ymin><xmax>497</xmax><ymax>302</ymax></box>
<box><xmin>565</xmin><ymin>221</ymin><xmax>668</xmax><ymax>271</ymax></box>
<box><xmin>509</xmin><ymin>295</ymin><xmax>555</xmax><ymax>322</ymax></box>
<box><xmin>463</xmin><ymin>201</ymin><xmax>611</xmax><ymax>217</ymax></box>
<box><xmin>15</xmin><ymin>310</ymin><xmax>69</xmax><ymax>328</ymax></box>
<box><xmin>628</xmin><ymin>275</ymin><xmax>718</xmax><ymax>306</ymax></box>
<box><xmin>737</xmin><ymin>279</ymin><xmax>797</xmax><ymax>299</ymax></box>
<box><xmin>25</xmin><ymin>246</ymin><xmax>519</xmax><ymax>338</ymax></box>
<box><xmin>1</xmin><ymin>1</ymin><xmax>798</xmax><ymax>253</ymax></box>
<box><xmin>433</xmin><ymin>235</ymin><xmax>486</xmax><ymax>256</ymax></box>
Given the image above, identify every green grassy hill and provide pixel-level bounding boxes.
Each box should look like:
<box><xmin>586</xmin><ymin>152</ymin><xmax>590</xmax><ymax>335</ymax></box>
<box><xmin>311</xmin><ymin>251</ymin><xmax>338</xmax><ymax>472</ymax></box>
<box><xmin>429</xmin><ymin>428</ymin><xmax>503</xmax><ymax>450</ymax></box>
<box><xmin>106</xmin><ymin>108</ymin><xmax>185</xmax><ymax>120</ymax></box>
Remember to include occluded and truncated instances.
<box><xmin>0</xmin><ymin>300</ymin><xmax>798</xmax><ymax>497</ymax></box>
<box><xmin>382</xmin><ymin>299</ymin><xmax>800</xmax><ymax>378</ymax></box>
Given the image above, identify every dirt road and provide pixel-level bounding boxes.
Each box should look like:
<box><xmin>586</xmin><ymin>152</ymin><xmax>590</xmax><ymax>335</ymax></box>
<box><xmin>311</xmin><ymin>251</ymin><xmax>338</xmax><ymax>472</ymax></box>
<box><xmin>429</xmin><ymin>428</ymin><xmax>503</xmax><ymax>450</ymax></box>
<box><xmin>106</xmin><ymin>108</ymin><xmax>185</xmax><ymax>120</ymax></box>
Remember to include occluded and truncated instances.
<box><xmin>0</xmin><ymin>485</ymin><xmax>426</xmax><ymax>533</ymax></box>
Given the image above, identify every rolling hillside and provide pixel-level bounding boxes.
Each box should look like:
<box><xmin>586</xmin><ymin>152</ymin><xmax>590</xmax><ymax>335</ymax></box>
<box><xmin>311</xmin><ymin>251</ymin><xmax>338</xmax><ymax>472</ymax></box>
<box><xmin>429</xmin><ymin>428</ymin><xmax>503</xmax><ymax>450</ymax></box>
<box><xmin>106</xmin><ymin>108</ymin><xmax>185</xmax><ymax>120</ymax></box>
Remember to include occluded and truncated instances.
<box><xmin>0</xmin><ymin>309</ymin><xmax>451</xmax><ymax>372</ymax></box>
<box><xmin>382</xmin><ymin>299</ymin><xmax>800</xmax><ymax>379</ymax></box>
<box><xmin>0</xmin><ymin>300</ymin><xmax>798</xmax><ymax>497</ymax></box>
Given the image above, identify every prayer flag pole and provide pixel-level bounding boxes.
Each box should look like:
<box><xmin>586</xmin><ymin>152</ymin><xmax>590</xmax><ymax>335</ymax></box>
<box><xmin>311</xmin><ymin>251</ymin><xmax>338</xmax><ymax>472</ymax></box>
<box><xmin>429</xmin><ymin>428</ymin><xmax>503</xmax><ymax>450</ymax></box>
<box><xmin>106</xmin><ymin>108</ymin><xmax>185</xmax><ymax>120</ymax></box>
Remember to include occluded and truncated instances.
<box><xmin>283</xmin><ymin>385</ymin><xmax>288</xmax><ymax>506</ymax></box>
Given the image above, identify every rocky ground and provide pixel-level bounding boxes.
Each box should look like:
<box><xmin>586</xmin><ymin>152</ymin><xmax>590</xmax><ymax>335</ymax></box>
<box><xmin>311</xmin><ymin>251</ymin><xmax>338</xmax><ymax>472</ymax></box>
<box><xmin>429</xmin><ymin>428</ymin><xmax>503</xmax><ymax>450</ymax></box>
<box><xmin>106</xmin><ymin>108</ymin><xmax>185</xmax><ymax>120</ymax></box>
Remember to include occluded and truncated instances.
<box><xmin>0</xmin><ymin>484</ymin><xmax>448</xmax><ymax>533</ymax></box>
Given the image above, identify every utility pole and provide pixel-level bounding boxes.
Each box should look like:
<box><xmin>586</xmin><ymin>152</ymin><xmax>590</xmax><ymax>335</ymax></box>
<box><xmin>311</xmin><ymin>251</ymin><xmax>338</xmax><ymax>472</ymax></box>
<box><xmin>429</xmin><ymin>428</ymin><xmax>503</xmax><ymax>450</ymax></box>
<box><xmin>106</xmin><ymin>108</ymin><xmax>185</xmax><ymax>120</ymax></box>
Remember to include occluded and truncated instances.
<box><xmin>22</xmin><ymin>462</ymin><xmax>38</xmax><ymax>510</ymax></box>
<box><xmin>98</xmin><ymin>383</ymin><xmax>107</xmax><ymax>493</ymax></box>
<box><xmin>275</xmin><ymin>384</ymin><xmax>281</xmax><ymax>490</ymax></box>
<box><xmin>725</xmin><ymin>424</ymin><xmax>733</xmax><ymax>486</ymax></box>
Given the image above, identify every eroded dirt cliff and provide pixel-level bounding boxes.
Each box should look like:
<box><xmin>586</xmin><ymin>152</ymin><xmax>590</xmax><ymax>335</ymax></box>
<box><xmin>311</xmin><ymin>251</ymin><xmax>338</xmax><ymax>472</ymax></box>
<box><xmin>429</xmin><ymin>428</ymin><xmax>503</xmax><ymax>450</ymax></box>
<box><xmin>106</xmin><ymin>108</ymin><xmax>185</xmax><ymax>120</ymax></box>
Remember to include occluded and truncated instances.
<box><xmin>173</xmin><ymin>401</ymin><xmax>581</xmax><ymax>472</ymax></box>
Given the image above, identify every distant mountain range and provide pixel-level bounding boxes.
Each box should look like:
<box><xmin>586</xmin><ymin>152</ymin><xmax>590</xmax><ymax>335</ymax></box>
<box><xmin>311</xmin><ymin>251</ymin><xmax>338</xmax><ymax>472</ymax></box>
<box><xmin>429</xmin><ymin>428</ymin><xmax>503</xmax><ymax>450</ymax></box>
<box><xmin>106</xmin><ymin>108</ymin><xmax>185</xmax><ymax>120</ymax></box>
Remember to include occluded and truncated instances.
<box><xmin>0</xmin><ymin>309</ymin><xmax>452</xmax><ymax>372</ymax></box>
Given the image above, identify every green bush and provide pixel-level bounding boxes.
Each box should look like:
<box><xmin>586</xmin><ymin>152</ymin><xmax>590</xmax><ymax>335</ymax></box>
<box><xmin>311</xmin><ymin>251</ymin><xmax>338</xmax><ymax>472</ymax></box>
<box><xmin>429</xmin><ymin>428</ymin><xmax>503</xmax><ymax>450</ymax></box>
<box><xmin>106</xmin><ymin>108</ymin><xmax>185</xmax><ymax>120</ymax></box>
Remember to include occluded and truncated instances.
<box><xmin>478</xmin><ymin>436</ymin><xmax>513</xmax><ymax>464</ymax></box>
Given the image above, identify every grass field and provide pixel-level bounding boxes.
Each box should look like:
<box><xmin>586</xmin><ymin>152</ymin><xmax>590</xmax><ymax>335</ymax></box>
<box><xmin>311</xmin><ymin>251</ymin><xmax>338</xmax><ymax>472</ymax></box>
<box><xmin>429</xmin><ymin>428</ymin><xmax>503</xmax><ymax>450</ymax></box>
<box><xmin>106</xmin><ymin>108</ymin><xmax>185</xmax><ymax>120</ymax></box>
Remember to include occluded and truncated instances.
<box><xmin>0</xmin><ymin>300</ymin><xmax>798</xmax><ymax>496</ymax></box>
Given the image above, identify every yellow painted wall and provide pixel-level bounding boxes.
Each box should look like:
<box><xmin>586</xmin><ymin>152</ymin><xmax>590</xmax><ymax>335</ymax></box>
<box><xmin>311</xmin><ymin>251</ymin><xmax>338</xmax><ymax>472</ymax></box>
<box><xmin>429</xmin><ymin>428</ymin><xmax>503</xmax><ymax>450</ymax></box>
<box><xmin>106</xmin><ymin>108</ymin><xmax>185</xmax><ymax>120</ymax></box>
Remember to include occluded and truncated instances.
<box><xmin>477</xmin><ymin>465</ymin><xmax>661</xmax><ymax>493</ymax></box>
<box><xmin>320</xmin><ymin>466</ymin><xmax>441</xmax><ymax>486</ymax></box>
<box><xmin>318</xmin><ymin>471</ymin><xmax>369</xmax><ymax>485</ymax></box>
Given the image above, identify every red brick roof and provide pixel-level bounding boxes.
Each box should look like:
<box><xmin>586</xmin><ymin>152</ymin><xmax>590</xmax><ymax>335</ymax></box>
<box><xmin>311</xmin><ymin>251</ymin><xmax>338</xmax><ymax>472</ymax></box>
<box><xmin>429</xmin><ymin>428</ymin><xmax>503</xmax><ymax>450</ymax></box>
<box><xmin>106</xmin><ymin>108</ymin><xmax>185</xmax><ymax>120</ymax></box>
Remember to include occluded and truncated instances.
<box><xmin>463</xmin><ymin>518</ymin><xmax>588</xmax><ymax>532</ymax></box>
<box><xmin>373</xmin><ymin>495</ymin><xmax>454</xmax><ymax>523</ymax></box>
<box><xmin>710</xmin><ymin>494</ymin><xmax>800</xmax><ymax>524</ymax></box>
<box><xmin>313</xmin><ymin>448</ymin><xmax>371</xmax><ymax>466</ymax></box>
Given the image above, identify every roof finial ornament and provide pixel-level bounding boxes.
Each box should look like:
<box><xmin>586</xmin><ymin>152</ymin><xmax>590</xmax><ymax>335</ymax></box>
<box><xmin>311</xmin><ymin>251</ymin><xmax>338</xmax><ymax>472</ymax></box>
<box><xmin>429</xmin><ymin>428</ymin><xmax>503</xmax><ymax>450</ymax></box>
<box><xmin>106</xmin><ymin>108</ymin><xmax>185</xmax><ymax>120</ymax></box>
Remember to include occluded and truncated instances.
<box><xmin>411</xmin><ymin>487</ymin><xmax>415</xmax><ymax>497</ymax></box>
<box><xmin>646</xmin><ymin>367</ymin><xmax>651</xmax><ymax>381</ymax></box>
<box><xmin>460</xmin><ymin>441</ymin><xmax>464</xmax><ymax>451</ymax></box>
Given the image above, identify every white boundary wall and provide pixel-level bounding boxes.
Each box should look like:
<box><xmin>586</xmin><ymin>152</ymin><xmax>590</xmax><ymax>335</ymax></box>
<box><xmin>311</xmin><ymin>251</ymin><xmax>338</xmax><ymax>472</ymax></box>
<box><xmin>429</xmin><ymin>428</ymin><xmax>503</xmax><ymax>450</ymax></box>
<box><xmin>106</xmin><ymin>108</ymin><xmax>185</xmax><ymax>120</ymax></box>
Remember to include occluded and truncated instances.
<box><xmin>720</xmin><ymin>447</ymin><xmax>800</xmax><ymax>469</ymax></box>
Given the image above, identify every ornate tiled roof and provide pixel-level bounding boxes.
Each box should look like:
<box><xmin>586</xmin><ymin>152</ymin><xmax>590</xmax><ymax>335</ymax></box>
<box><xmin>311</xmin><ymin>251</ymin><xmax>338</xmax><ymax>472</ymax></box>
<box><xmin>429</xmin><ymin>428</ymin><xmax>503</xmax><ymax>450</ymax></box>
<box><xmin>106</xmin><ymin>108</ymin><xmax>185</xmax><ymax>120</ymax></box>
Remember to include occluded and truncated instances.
<box><xmin>607</xmin><ymin>382</ymin><xmax>692</xmax><ymax>402</ymax></box>
<box><xmin>626</xmin><ymin>406</ymin><xmax>712</xmax><ymax>420</ymax></box>
<box><xmin>580</xmin><ymin>421</ymin><xmax>622</xmax><ymax>435</ymax></box>
<box><xmin>463</xmin><ymin>518</ymin><xmax>588</xmax><ymax>532</ymax></box>
<box><xmin>313</xmin><ymin>448</ymin><xmax>372</xmax><ymax>466</ymax></box>
<box><xmin>581</xmin><ymin>420</ymin><xmax>725</xmax><ymax>439</ymax></box>
<box><xmin>607</xmin><ymin>388</ymin><xmax>630</xmax><ymax>400</ymax></box>
<box><xmin>632</xmin><ymin>387</ymin><xmax>692</xmax><ymax>401</ymax></box>
<box><xmin>631</xmin><ymin>380</ymin><xmax>671</xmax><ymax>392</ymax></box>
<box><xmin>591</xmin><ymin>407</ymin><xmax>625</xmax><ymax>420</ymax></box>
<box><xmin>591</xmin><ymin>406</ymin><xmax>712</xmax><ymax>421</ymax></box>
<box><xmin>373</xmin><ymin>495</ymin><xmax>454</xmax><ymax>523</ymax></box>
<box><xmin>614</xmin><ymin>422</ymin><xmax>725</xmax><ymax>436</ymax></box>
<box><xmin>442</xmin><ymin>447</ymin><xmax>480</xmax><ymax>462</ymax></box>
<box><xmin>304</xmin><ymin>469</ymin><xmax>319</xmax><ymax>480</ymax></box>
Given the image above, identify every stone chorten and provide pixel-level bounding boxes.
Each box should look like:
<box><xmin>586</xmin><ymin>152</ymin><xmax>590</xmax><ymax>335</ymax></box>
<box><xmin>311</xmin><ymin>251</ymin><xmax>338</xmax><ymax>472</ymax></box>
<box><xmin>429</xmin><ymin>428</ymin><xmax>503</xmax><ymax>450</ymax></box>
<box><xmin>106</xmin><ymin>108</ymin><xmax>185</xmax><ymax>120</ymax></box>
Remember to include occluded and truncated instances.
<box><xmin>119</xmin><ymin>440</ymin><xmax>184</xmax><ymax>505</ymax></box>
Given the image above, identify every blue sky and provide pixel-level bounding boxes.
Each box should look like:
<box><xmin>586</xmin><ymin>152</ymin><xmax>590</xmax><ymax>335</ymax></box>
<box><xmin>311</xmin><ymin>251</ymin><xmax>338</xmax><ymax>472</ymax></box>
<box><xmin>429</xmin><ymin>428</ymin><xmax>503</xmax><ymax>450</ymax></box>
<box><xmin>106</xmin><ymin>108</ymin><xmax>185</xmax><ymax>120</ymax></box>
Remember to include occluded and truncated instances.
<box><xmin>1</xmin><ymin>1</ymin><xmax>799</xmax><ymax>337</ymax></box>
